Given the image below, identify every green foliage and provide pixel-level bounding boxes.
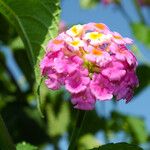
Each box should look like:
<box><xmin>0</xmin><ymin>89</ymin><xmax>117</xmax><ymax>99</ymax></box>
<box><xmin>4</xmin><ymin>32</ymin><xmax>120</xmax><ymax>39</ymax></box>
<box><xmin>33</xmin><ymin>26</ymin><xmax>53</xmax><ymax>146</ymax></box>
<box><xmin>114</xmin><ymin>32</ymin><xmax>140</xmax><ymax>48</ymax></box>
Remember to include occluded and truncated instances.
<box><xmin>16</xmin><ymin>142</ymin><xmax>37</xmax><ymax>150</ymax></box>
<box><xmin>0</xmin><ymin>52</ymin><xmax>17</xmax><ymax>109</ymax></box>
<box><xmin>46</xmin><ymin>101</ymin><xmax>70</xmax><ymax>137</ymax></box>
<box><xmin>78</xmin><ymin>134</ymin><xmax>100</xmax><ymax>150</ymax></box>
<box><xmin>13</xmin><ymin>49</ymin><xmax>34</xmax><ymax>88</ymax></box>
<box><xmin>90</xmin><ymin>142</ymin><xmax>143</xmax><ymax>150</ymax></box>
<box><xmin>132</xmin><ymin>23</ymin><xmax>150</xmax><ymax>48</ymax></box>
<box><xmin>0</xmin><ymin>0</ymin><xmax>150</xmax><ymax>149</ymax></box>
<box><xmin>0</xmin><ymin>0</ymin><xmax>60</xmax><ymax>64</ymax></box>
<box><xmin>135</xmin><ymin>65</ymin><xmax>150</xmax><ymax>95</ymax></box>
<box><xmin>126</xmin><ymin>116</ymin><xmax>148</xmax><ymax>143</ymax></box>
<box><xmin>79</xmin><ymin>0</ymin><xmax>100</xmax><ymax>9</ymax></box>
<box><xmin>109</xmin><ymin>111</ymin><xmax>148</xmax><ymax>144</ymax></box>
<box><xmin>2</xmin><ymin>103</ymin><xmax>49</xmax><ymax>145</ymax></box>
<box><xmin>0</xmin><ymin>14</ymin><xmax>17</xmax><ymax>43</ymax></box>
<box><xmin>10</xmin><ymin>37</ymin><xmax>24</xmax><ymax>50</ymax></box>
<box><xmin>0</xmin><ymin>0</ymin><xmax>61</xmax><ymax>114</ymax></box>
<box><xmin>79</xmin><ymin>110</ymin><xmax>106</xmax><ymax>135</ymax></box>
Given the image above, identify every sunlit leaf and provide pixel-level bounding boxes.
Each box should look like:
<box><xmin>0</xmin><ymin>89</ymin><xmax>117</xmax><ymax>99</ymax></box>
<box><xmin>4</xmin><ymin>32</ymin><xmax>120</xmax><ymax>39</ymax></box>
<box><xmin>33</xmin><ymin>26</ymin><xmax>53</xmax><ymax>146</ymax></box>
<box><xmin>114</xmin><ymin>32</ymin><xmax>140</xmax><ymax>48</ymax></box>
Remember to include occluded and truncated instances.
<box><xmin>90</xmin><ymin>142</ymin><xmax>143</xmax><ymax>150</ymax></box>
<box><xmin>78</xmin><ymin>134</ymin><xmax>100</xmax><ymax>150</ymax></box>
<box><xmin>131</xmin><ymin>23</ymin><xmax>150</xmax><ymax>48</ymax></box>
<box><xmin>46</xmin><ymin>102</ymin><xmax>70</xmax><ymax>137</ymax></box>
<box><xmin>10</xmin><ymin>37</ymin><xmax>24</xmax><ymax>50</ymax></box>
<box><xmin>79</xmin><ymin>0</ymin><xmax>99</xmax><ymax>9</ymax></box>
<box><xmin>126</xmin><ymin>116</ymin><xmax>148</xmax><ymax>144</ymax></box>
<box><xmin>16</xmin><ymin>142</ymin><xmax>37</xmax><ymax>150</ymax></box>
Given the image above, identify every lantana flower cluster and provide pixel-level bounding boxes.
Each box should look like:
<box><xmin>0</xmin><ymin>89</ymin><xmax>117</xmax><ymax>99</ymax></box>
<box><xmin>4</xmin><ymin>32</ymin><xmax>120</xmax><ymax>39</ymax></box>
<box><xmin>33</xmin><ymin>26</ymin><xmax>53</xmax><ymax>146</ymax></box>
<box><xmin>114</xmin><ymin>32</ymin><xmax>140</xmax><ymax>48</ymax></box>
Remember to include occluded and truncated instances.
<box><xmin>59</xmin><ymin>21</ymin><xmax>67</xmax><ymax>33</ymax></box>
<box><xmin>102</xmin><ymin>0</ymin><xmax>150</xmax><ymax>6</ymax></box>
<box><xmin>40</xmin><ymin>23</ymin><xmax>138</xmax><ymax>110</ymax></box>
<box><xmin>138</xmin><ymin>0</ymin><xmax>150</xmax><ymax>6</ymax></box>
<box><xmin>102</xmin><ymin>0</ymin><xmax>120</xmax><ymax>5</ymax></box>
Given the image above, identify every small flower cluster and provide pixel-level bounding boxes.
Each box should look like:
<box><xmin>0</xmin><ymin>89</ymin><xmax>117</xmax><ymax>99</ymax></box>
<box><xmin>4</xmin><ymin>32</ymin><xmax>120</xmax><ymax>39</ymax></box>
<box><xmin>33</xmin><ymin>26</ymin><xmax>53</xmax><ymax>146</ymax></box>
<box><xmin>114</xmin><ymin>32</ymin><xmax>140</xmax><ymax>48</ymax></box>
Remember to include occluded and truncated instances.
<box><xmin>40</xmin><ymin>23</ymin><xmax>138</xmax><ymax>110</ymax></box>
<box><xmin>59</xmin><ymin>21</ymin><xmax>67</xmax><ymax>33</ymax></box>
<box><xmin>138</xmin><ymin>0</ymin><xmax>150</xmax><ymax>6</ymax></box>
<box><xmin>102</xmin><ymin>0</ymin><xmax>150</xmax><ymax>6</ymax></box>
<box><xmin>102</xmin><ymin>0</ymin><xmax>120</xmax><ymax>5</ymax></box>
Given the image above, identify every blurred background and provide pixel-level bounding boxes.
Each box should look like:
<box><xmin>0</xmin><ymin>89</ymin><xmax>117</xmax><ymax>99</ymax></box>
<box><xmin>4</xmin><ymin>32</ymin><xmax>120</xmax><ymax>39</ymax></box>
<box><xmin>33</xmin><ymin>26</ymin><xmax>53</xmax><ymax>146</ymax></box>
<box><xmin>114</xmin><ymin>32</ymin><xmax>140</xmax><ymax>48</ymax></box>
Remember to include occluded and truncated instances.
<box><xmin>0</xmin><ymin>0</ymin><xmax>150</xmax><ymax>149</ymax></box>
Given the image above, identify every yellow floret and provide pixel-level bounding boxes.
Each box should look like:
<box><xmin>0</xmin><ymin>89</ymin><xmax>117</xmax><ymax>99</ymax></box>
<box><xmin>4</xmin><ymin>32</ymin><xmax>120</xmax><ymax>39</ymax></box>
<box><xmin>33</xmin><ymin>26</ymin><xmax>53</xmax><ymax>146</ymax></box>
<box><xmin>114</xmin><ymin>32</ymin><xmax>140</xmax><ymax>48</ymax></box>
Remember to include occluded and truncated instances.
<box><xmin>89</xmin><ymin>32</ymin><xmax>103</xmax><ymax>40</ymax></box>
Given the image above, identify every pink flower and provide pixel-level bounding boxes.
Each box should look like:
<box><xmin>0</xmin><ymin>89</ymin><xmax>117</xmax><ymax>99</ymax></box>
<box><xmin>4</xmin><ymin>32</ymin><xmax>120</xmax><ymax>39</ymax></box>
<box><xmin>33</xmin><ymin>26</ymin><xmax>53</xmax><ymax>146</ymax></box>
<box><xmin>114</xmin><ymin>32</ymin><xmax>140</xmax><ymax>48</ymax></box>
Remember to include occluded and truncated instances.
<box><xmin>90</xmin><ymin>74</ymin><xmax>113</xmax><ymax>100</ymax></box>
<box><xmin>65</xmin><ymin>69</ymin><xmax>90</xmax><ymax>94</ymax></box>
<box><xmin>66</xmin><ymin>56</ymin><xmax>83</xmax><ymax>73</ymax></box>
<box><xmin>40</xmin><ymin>50</ymin><xmax>61</xmax><ymax>75</ymax></box>
<box><xmin>102</xmin><ymin>0</ymin><xmax>113</xmax><ymax>5</ymax></box>
<box><xmin>71</xmin><ymin>88</ymin><xmax>96</xmax><ymax>110</ymax></box>
<box><xmin>85</xmin><ymin>46</ymin><xmax>111</xmax><ymax>67</ymax></box>
<box><xmin>40</xmin><ymin>23</ymin><xmax>138</xmax><ymax>110</ymax></box>
<box><xmin>66</xmin><ymin>38</ymin><xmax>85</xmax><ymax>51</ymax></box>
<box><xmin>101</xmin><ymin>60</ymin><xmax>126</xmax><ymax>81</ymax></box>
<box><xmin>46</xmin><ymin>38</ymin><xmax>64</xmax><ymax>52</ymax></box>
<box><xmin>59</xmin><ymin>21</ymin><xmax>67</xmax><ymax>33</ymax></box>
<box><xmin>138</xmin><ymin>0</ymin><xmax>150</xmax><ymax>6</ymax></box>
<box><xmin>114</xmin><ymin>71</ymin><xmax>139</xmax><ymax>103</ymax></box>
<box><xmin>84</xmin><ymin>23</ymin><xmax>111</xmax><ymax>35</ymax></box>
<box><xmin>45</xmin><ymin>74</ymin><xmax>61</xmax><ymax>90</ymax></box>
<box><xmin>110</xmin><ymin>44</ymin><xmax>137</xmax><ymax>67</ymax></box>
<box><xmin>101</xmin><ymin>0</ymin><xmax>120</xmax><ymax>5</ymax></box>
<box><xmin>112</xmin><ymin>32</ymin><xmax>133</xmax><ymax>45</ymax></box>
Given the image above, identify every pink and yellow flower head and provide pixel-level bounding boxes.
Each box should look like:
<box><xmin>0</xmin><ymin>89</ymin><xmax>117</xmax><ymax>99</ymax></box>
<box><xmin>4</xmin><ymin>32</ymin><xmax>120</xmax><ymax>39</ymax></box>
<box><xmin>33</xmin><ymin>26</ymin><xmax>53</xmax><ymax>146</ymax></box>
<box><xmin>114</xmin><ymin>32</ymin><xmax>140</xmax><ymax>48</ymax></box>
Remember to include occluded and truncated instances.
<box><xmin>40</xmin><ymin>23</ymin><xmax>139</xmax><ymax>110</ymax></box>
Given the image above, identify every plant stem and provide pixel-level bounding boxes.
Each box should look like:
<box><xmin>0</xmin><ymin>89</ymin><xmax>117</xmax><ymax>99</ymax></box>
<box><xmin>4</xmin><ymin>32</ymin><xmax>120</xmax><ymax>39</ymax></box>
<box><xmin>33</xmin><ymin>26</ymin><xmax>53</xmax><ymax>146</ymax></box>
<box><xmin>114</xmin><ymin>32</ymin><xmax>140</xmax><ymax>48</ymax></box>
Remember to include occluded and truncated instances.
<box><xmin>133</xmin><ymin>0</ymin><xmax>146</xmax><ymax>24</ymax></box>
<box><xmin>117</xmin><ymin>3</ymin><xmax>132</xmax><ymax>24</ymax></box>
<box><xmin>68</xmin><ymin>110</ymin><xmax>86</xmax><ymax>150</ymax></box>
<box><xmin>0</xmin><ymin>114</ymin><xmax>16</xmax><ymax>150</ymax></box>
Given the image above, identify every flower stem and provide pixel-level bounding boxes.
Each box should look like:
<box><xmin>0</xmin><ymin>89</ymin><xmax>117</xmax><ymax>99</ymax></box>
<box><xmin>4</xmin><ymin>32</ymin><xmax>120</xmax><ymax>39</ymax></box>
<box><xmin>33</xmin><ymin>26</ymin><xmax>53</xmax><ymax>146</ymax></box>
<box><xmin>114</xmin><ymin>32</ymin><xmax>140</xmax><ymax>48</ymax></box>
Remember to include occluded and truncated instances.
<box><xmin>117</xmin><ymin>3</ymin><xmax>132</xmax><ymax>24</ymax></box>
<box><xmin>133</xmin><ymin>0</ymin><xmax>146</xmax><ymax>24</ymax></box>
<box><xmin>0</xmin><ymin>114</ymin><xmax>16</xmax><ymax>150</ymax></box>
<box><xmin>68</xmin><ymin>110</ymin><xmax>86</xmax><ymax>150</ymax></box>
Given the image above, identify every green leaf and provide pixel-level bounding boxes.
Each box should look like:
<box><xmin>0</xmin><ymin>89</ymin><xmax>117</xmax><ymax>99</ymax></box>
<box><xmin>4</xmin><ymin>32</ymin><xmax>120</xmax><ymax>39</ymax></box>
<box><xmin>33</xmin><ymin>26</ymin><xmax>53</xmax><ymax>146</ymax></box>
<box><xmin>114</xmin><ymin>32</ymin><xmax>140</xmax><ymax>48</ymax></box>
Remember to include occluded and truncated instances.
<box><xmin>126</xmin><ymin>116</ymin><xmax>148</xmax><ymax>144</ymax></box>
<box><xmin>108</xmin><ymin>111</ymin><xmax>125</xmax><ymax>133</ymax></box>
<box><xmin>109</xmin><ymin>111</ymin><xmax>149</xmax><ymax>144</ymax></box>
<box><xmin>135</xmin><ymin>65</ymin><xmax>150</xmax><ymax>95</ymax></box>
<box><xmin>0</xmin><ymin>0</ymin><xmax>60</xmax><ymax>64</ymax></box>
<box><xmin>78</xmin><ymin>134</ymin><xmax>100</xmax><ymax>150</ymax></box>
<box><xmin>80</xmin><ymin>111</ymin><xmax>107</xmax><ymax>135</ymax></box>
<box><xmin>79</xmin><ymin>0</ymin><xmax>99</xmax><ymax>9</ymax></box>
<box><xmin>13</xmin><ymin>48</ymin><xmax>34</xmax><ymax>88</ymax></box>
<box><xmin>0</xmin><ymin>51</ymin><xmax>5</xmax><ymax>65</ymax></box>
<box><xmin>0</xmin><ymin>52</ymin><xmax>18</xmax><ymax>101</ymax></box>
<box><xmin>90</xmin><ymin>142</ymin><xmax>143</xmax><ymax>150</ymax></box>
<box><xmin>131</xmin><ymin>23</ymin><xmax>150</xmax><ymax>48</ymax></box>
<box><xmin>2</xmin><ymin>101</ymin><xmax>49</xmax><ymax>145</ymax></box>
<box><xmin>16</xmin><ymin>142</ymin><xmax>37</xmax><ymax>150</ymax></box>
<box><xmin>10</xmin><ymin>37</ymin><xmax>24</xmax><ymax>50</ymax></box>
<box><xmin>0</xmin><ymin>0</ymin><xmax>61</xmax><ymax>114</ymax></box>
<box><xmin>46</xmin><ymin>102</ymin><xmax>70</xmax><ymax>137</ymax></box>
<box><xmin>0</xmin><ymin>14</ymin><xmax>16</xmax><ymax>43</ymax></box>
